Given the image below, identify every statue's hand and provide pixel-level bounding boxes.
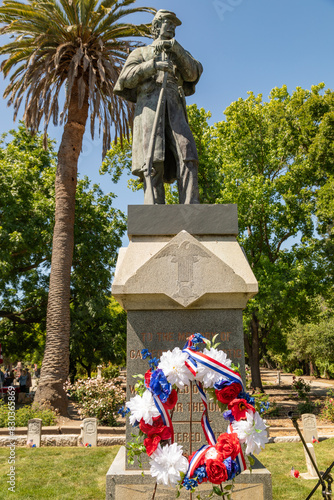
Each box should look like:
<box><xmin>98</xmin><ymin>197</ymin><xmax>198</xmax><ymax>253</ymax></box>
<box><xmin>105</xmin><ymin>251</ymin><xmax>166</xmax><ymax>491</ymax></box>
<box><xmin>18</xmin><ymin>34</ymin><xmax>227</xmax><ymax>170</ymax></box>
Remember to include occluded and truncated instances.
<box><xmin>154</xmin><ymin>60</ymin><xmax>174</xmax><ymax>74</ymax></box>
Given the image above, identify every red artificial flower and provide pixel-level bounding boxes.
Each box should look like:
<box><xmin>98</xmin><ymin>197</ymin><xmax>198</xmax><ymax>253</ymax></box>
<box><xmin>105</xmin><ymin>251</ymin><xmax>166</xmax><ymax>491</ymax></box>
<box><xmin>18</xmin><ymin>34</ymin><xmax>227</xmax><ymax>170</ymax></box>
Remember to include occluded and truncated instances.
<box><xmin>144</xmin><ymin>435</ymin><xmax>162</xmax><ymax>456</ymax></box>
<box><xmin>215</xmin><ymin>382</ymin><xmax>242</xmax><ymax>405</ymax></box>
<box><xmin>228</xmin><ymin>398</ymin><xmax>255</xmax><ymax>421</ymax></box>
<box><xmin>216</xmin><ymin>432</ymin><xmax>241</xmax><ymax>460</ymax></box>
<box><xmin>206</xmin><ymin>458</ymin><xmax>228</xmax><ymax>484</ymax></box>
<box><xmin>164</xmin><ymin>389</ymin><xmax>178</xmax><ymax>409</ymax></box>
<box><xmin>144</xmin><ymin>369</ymin><xmax>152</xmax><ymax>388</ymax></box>
<box><xmin>139</xmin><ymin>416</ymin><xmax>165</xmax><ymax>437</ymax></box>
<box><xmin>139</xmin><ymin>417</ymin><xmax>172</xmax><ymax>456</ymax></box>
<box><xmin>294</xmin><ymin>470</ymin><xmax>300</xmax><ymax>478</ymax></box>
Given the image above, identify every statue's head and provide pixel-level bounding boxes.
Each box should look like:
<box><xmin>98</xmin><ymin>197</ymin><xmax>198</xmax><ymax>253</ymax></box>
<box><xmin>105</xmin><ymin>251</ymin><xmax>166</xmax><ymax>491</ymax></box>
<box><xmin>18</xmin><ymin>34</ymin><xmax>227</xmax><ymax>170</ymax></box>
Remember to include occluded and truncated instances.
<box><xmin>151</xmin><ymin>9</ymin><xmax>181</xmax><ymax>40</ymax></box>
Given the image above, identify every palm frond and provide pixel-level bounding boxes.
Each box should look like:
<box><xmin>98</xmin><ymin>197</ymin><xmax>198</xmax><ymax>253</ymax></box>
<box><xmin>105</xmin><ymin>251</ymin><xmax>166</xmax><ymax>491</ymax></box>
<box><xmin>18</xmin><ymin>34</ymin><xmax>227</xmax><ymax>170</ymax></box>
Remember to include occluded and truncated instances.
<box><xmin>0</xmin><ymin>0</ymin><xmax>156</xmax><ymax>155</ymax></box>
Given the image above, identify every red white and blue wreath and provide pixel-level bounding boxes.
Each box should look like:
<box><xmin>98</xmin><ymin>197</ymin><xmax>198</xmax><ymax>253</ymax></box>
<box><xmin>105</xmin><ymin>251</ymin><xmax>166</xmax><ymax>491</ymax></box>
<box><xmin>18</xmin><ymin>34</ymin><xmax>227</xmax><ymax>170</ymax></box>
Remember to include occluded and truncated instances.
<box><xmin>119</xmin><ymin>334</ymin><xmax>268</xmax><ymax>498</ymax></box>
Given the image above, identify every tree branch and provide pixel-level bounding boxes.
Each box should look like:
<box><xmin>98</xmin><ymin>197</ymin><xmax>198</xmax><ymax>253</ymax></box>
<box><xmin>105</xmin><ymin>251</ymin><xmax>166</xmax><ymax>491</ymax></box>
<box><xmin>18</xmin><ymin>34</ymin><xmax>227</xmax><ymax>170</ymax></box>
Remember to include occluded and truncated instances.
<box><xmin>0</xmin><ymin>305</ymin><xmax>44</xmax><ymax>323</ymax></box>
<box><xmin>14</xmin><ymin>257</ymin><xmax>48</xmax><ymax>273</ymax></box>
<box><xmin>273</xmin><ymin>232</ymin><xmax>293</xmax><ymax>261</ymax></box>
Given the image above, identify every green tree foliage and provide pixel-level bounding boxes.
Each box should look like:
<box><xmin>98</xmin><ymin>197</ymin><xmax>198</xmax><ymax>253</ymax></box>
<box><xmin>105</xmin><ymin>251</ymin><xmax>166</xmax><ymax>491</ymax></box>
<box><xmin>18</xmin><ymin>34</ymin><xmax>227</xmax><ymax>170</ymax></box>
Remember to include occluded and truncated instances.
<box><xmin>0</xmin><ymin>126</ymin><xmax>127</xmax><ymax>371</ymax></box>
<box><xmin>196</xmin><ymin>84</ymin><xmax>334</xmax><ymax>389</ymax></box>
<box><xmin>104</xmin><ymin>84</ymin><xmax>334</xmax><ymax>389</ymax></box>
<box><xmin>0</xmin><ymin>0</ymin><xmax>155</xmax><ymax>413</ymax></box>
<box><xmin>286</xmin><ymin>315</ymin><xmax>334</xmax><ymax>378</ymax></box>
<box><xmin>0</xmin><ymin>125</ymin><xmax>55</xmax><ymax>362</ymax></box>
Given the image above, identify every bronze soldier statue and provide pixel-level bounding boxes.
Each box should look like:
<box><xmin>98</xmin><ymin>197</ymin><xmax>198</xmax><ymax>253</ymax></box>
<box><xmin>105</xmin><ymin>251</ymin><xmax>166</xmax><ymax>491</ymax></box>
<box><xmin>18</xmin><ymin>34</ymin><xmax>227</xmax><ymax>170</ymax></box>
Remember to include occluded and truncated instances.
<box><xmin>114</xmin><ymin>9</ymin><xmax>202</xmax><ymax>204</ymax></box>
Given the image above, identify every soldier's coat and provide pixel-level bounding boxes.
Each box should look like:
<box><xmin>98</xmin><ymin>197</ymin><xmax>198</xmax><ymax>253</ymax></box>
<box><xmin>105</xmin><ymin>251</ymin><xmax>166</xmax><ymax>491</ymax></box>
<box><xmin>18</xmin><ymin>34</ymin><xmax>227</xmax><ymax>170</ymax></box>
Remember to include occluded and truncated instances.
<box><xmin>114</xmin><ymin>40</ymin><xmax>202</xmax><ymax>183</ymax></box>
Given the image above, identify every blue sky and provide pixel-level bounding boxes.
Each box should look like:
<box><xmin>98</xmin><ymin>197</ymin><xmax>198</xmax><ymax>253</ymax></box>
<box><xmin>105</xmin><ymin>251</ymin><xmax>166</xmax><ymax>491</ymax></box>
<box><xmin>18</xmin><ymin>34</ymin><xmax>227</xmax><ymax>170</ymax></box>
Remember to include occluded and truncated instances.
<box><xmin>1</xmin><ymin>0</ymin><xmax>334</xmax><ymax>215</ymax></box>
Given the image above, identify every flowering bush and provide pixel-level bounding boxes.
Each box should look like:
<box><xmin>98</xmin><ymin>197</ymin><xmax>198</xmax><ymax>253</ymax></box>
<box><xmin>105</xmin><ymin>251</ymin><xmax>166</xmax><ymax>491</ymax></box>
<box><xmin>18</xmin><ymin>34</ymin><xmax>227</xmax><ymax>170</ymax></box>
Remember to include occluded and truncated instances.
<box><xmin>321</xmin><ymin>390</ymin><xmax>334</xmax><ymax>422</ymax></box>
<box><xmin>64</xmin><ymin>378</ymin><xmax>125</xmax><ymax>426</ymax></box>
<box><xmin>123</xmin><ymin>334</ymin><xmax>268</xmax><ymax>498</ymax></box>
<box><xmin>252</xmin><ymin>393</ymin><xmax>279</xmax><ymax>417</ymax></box>
<box><xmin>292</xmin><ymin>376</ymin><xmax>311</xmax><ymax>400</ymax></box>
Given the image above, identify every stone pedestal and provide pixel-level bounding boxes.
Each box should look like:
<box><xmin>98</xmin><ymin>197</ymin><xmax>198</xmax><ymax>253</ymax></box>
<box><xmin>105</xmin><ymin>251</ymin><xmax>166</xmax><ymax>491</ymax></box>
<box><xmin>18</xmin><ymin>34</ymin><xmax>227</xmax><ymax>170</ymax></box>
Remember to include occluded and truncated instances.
<box><xmin>106</xmin><ymin>447</ymin><xmax>273</xmax><ymax>500</ymax></box>
<box><xmin>108</xmin><ymin>205</ymin><xmax>272</xmax><ymax>499</ymax></box>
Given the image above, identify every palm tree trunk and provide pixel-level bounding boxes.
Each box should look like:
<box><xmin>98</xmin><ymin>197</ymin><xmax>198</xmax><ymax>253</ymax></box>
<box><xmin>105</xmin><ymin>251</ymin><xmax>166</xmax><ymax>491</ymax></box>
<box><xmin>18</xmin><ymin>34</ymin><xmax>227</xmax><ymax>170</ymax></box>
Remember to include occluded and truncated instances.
<box><xmin>34</xmin><ymin>81</ymin><xmax>89</xmax><ymax>415</ymax></box>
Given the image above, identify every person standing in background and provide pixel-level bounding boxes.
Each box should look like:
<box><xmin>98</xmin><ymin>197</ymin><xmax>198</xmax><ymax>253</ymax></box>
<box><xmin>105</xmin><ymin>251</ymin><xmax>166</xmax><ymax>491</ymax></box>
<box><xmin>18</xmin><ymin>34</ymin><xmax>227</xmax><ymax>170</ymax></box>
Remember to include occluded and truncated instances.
<box><xmin>18</xmin><ymin>369</ymin><xmax>27</xmax><ymax>393</ymax></box>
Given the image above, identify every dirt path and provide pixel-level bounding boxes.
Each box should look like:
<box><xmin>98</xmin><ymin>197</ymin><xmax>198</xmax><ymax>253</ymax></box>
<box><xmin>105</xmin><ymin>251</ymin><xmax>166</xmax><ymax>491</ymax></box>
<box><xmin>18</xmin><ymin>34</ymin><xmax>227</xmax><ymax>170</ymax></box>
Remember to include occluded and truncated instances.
<box><xmin>259</xmin><ymin>369</ymin><xmax>334</xmax><ymax>435</ymax></box>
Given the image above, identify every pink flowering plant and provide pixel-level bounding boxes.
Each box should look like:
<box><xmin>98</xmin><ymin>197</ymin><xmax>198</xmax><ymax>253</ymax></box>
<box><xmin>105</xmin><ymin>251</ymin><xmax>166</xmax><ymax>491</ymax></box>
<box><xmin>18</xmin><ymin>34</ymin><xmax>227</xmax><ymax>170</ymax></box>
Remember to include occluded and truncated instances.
<box><xmin>122</xmin><ymin>334</ymin><xmax>268</xmax><ymax>499</ymax></box>
<box><xmin>321</xmin><ymin>390</ymin><xmax>334</xmax><ymax>422</ymax></box>
<box><xmin>65</xmin><ymin>377</ymin><xmax>125</xmax><ymax>426</ymax></box>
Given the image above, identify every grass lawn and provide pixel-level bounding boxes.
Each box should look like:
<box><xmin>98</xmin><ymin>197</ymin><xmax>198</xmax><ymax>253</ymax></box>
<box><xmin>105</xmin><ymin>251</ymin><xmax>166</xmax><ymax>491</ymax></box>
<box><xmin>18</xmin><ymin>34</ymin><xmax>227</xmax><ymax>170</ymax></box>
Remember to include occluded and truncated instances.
<box><xmin>0</xmin><ymin>446</ymin><xmax>119</xmax><ymax>500</ymax></box>
<box><xmin>260</xmin><ymin>438</ymin><xmax>334</xmax><ymax>500</ymax></box>
<box><xmin>0</xmin><ymin>440</ymin><xmax>333</xmax><ymax>499</ymax></box>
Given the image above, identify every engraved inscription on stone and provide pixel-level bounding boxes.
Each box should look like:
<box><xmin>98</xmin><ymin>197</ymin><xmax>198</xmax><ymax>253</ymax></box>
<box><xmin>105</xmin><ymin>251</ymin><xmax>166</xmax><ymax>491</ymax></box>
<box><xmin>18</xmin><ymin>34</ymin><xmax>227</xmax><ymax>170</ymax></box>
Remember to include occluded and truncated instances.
<box><xmin>83</xmin><ymin>417</ymin><xmax>97</xmax><ymax>446</ymax></box>
<box><xmin>302</xmin><ymin>413</ymin><xmax>319</xmax><ymax>443</ymax></box>
<box><xmin>126</xmin><ymin>309</ymin><xmax>246</xmax><ymax>467</ymax></box>
<box><xmin>27</xmin><ymin>418</ymin><xmax>42</xmax><ymax>447</ymax></box>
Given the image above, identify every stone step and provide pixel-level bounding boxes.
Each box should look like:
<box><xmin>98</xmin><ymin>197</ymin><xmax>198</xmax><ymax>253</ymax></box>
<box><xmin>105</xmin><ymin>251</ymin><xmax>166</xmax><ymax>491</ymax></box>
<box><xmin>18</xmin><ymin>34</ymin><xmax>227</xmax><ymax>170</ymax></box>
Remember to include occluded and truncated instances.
<box><xmin>0</xmin><ymin>435</ymin><xmax>126</xmax><ymax>447</ymax></box>
<box><xmin>0</xmin><ymin>425</ymin><xmax>126</xmax><ymax>436</ymax></box>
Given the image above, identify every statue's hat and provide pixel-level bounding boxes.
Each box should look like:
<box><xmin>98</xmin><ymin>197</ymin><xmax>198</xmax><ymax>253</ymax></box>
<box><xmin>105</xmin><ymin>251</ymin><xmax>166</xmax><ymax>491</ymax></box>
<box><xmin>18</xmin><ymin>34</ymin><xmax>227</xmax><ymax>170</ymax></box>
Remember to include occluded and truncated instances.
<box><xmin>152</xmin><ymin>9</ymin><xmax>182</xmax><ymax>27</ymax></box>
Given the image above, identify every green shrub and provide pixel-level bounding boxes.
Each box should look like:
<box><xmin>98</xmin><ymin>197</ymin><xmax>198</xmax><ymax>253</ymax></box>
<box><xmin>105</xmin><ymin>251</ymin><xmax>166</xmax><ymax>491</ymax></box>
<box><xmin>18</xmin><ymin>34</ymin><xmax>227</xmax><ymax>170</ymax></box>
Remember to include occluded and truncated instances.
<box><xmin>102</xmin><ymin>363</ymin><xmax>120</xmax><ymax>380</ymax></box>
<box><xmin>65</xmin><ymin>378</ymin><xmax>125</xmax><ymax>426</ymax></box>
<box><xmin>315</xmin><ymin>361</ymin><xmax>334</xmax><ymax>379</ymax></box>
<box><xmin>0</xmin><ymin>400</ymin><xmax>57</xmax><ymax>427</ymax></box>
<box><xmin>294</xmin><ymin>368</ymin><xmax>303</xmax><ymax>377</ymax></box>
<box><xmin>297</xmin><ymin>401</ymin><xmax>318</xmax><ymax>415</ymax></box>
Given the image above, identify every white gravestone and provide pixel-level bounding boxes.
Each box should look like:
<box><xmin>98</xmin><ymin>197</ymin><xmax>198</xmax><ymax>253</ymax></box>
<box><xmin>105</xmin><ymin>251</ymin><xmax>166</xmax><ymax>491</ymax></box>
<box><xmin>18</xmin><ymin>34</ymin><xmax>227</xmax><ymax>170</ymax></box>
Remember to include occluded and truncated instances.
<box><xmin>302</xmin><ymin>413</ymin><xmax>319</xmax><ymax>443</ymax></box>
<box><xmin>300</xmin><ymin>442</ymin><xmax>319</xmax><ymax>480</ymax></box>
<box><xmin>27</xmin><ymin>418</ymin><xmax>42</xmax><ymax>447</ymax></box>
<box><xmin>82</xmin><ymin>418</ymin><xmax>97</xmax><ymax>446</ymax></box>
<box><xmin>97</xmin><ymin>365</ymin><xmax>102</xmax><ymax>379</ymax></box>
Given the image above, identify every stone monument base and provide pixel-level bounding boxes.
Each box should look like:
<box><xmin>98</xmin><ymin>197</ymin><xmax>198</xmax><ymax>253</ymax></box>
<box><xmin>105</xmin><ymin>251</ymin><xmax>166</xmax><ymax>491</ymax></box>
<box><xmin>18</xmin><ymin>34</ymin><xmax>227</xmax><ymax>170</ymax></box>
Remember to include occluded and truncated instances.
<box><xmin>106</xmin><ymin>447</ymin><xmax>273</xmax><ymax>500</ymax></box>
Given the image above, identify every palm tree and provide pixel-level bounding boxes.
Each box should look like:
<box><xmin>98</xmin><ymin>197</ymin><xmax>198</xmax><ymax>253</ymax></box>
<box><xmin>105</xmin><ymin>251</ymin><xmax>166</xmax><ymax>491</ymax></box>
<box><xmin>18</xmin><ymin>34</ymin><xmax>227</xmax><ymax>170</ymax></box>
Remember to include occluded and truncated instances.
<box><xmin>0</xmin><ymin>0</ymin><xmax>155</xmax><ymax>414</ymax></box>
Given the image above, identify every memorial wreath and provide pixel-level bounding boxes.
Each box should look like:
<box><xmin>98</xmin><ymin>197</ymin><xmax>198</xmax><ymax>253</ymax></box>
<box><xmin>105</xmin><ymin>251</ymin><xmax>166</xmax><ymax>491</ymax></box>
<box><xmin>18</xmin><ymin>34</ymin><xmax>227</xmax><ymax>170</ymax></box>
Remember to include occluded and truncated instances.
<box><xmin>119</xmin><ymin>334</ymin><xmax>268</xmax><ymax>498</ymax></box>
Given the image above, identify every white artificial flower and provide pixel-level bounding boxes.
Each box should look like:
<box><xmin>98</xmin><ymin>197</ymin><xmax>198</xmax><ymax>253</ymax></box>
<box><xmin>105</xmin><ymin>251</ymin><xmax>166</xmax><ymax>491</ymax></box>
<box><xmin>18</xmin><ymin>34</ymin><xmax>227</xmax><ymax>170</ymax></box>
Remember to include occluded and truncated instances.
<box><xmin>149</xmin><ymin>443</ymin><xmax>189</xmax><ymax>486</ymax></box>
<box><xmin>196</xmin><ymin>347</ymin><xmax>232</xmax><ymax>388</ymax></box>
<box><xmin>232</xmin><ymin>410</ymin><xmax>268</xmax><ymax>455</ymax></box>
<box><xmin>205</xmin><ymin>446</ymin><xmax>218</xmax><ymax>460</ymax></box>
<box><xmin>158</xmin><ymin>347</ymin><xmax>195</xmax><ymax>388</ymax></box>
<box><xmin>125</xmin><ymin>390</ymin><xmax>160</xmax><ymax>426</ymax></box>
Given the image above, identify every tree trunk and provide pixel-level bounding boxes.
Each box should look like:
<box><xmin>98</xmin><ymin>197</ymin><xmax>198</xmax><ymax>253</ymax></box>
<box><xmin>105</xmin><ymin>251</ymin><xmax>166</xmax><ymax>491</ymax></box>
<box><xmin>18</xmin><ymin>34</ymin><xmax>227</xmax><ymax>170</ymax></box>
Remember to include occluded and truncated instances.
<box><xmin>34</xmin><ymin>81</ymin><xmax>89</xmax><ymax>415</ymax></box>
<box><xmin>244</xmin><ymin>312</ymin><xmax>264</xmax><ymax>392</ymax></box>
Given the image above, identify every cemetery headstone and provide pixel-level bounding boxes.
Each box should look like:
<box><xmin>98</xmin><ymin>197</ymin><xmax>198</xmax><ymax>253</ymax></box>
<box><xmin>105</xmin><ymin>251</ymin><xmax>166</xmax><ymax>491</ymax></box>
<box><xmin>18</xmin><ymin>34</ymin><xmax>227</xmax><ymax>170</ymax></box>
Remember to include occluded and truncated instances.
<box><xmin>300</xmin><ymin>442</ymin><xmax>318</xmax><ymax>480</ymax></box>
<box><xmin>82</xmin><ymin>417</ymin><xmax>97</xmax><ymax>447</ymax></box>
<box><xmin>97</xmin><ymin>365</ymin><xmax>102</xmax><ymax>379</ymax></box>
<box><xmin>27</xmin><ymin>418</ymin><xmax>42</xmax><ymax>447</ymax></box>
<box><xmin>302</xmin><ymin>413</ymin><xmax>319</xmax><ymax>443</ymax></box>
